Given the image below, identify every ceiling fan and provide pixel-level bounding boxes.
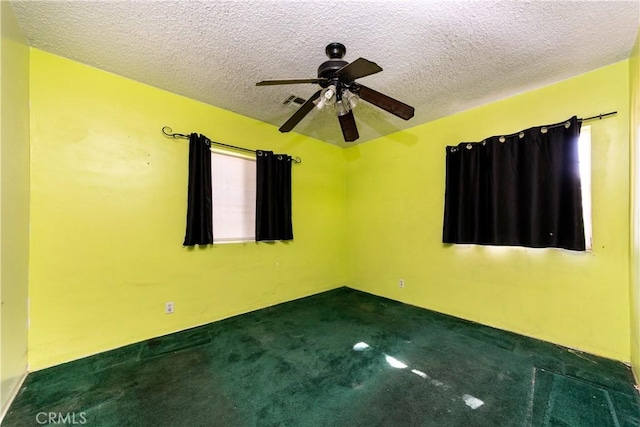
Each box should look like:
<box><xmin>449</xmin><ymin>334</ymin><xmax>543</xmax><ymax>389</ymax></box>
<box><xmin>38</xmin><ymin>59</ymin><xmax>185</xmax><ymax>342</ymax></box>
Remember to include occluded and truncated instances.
<box><xmin>256</xmin><ymin>43</ymin><xmax>415</xmax><ymax>142</ymax></box>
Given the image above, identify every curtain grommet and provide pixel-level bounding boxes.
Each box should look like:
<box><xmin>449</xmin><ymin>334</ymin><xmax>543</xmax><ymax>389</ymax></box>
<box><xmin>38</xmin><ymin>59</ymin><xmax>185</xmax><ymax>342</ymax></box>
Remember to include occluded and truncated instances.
<box><xmin>482</xmin><ymin>141</ymin><xmax>486</xmax><ymax>146</ymax></box>
<box><xmin>541</xmin><ymin>127</ymin><xmax>548</xmax><ymax>134</ymax></box>
<box><xmin>564</xmin><ymin>121</ymin><xmax>571</xmax><ymax>128</ymax></box>
<box><xmin>451</xmin><ymin>147</ymin><xmax>457</xmax><ymax>152</ymax></box>
<box><xmin>519</xmin><ymin>132</ymin><xmax>524</xmax><ymax>139</ymax></box>
<box><xmin>466</xmin><ymin>144</ymin><xmax>473</xmax><ymax>150</ymax></box>
<box><xmin>499</xmin><ymin>136</ymin><xmax>506</xmax><ymax>143</ymax></box>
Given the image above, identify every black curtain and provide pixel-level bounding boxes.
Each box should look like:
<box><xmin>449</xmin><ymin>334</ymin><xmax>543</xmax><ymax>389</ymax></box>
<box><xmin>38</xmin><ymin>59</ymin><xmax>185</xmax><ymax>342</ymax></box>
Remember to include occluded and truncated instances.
<box><xmin>256</xmin><ymin>150</ymin><xmax>293</xmax><ymax>241</ymax></box>
<box><xmin>183</xmin><ymin>133</ymin><xmax>213</xmax><ymax>246</ymax></box>
<box><xmin>443</xmin><ymin>116</ymin><xmax>585</xmax><ymax>251</ymax></box>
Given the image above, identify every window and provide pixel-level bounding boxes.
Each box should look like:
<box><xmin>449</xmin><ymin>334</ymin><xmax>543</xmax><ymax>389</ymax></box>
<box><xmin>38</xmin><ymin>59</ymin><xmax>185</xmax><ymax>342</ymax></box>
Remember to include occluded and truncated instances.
<box><xmin>442</xmin><ymin>116</ymin><xmax>587</xmax><ymax>251</ymax></box>
<box><xmin>578</xmin><ymin>126</ymin><xmax>592</xmax><ymax>250</ymax></box>
<box><xmin>211</xmin><ymin>150</ymin><xmax>256</xmax><ymax>243</ymax></box>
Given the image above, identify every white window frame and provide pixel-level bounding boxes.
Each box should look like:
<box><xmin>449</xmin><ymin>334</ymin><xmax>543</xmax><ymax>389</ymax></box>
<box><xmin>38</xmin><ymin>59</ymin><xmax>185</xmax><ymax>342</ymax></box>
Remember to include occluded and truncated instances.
<box><xmin>210</xmin><ymin>148</ymin><xmax>256</xmax><ymax>244</ymax></box>
<box><xmin>578</xmin><ymin>126</ymin><xmax>592</xmax><ymax>250</ymax></box>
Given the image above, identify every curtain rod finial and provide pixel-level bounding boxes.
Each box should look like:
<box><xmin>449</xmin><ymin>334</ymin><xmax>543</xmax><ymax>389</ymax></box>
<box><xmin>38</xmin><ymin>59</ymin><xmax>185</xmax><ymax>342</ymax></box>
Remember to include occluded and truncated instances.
<box><xmin>162</xmin><ymin>126</ymin><xmax>190</xmax><ymax>139</ymax></box>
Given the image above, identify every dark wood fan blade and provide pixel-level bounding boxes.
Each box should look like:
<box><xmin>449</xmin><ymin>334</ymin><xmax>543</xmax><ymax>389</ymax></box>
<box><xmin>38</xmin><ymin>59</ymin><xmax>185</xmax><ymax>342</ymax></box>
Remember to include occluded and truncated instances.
<box><xmin>279</xmin><ymin>90</ymin><xmax>322</xmax><ymax>133</ymax></box>
<box><xmin>338</xmin><ymin>111</ymin><xmax>359</xmax><ymax>142</ymax></box>
<box><xmin>336</xmin><ymin>58</ymin><xmax>382</xmax><ymax>82</ymax></box>
<box><xmin>256</xmin><ymin>78</ymin><xmax>325</xmax><ymax>86</ymax></box>
<box><xmin>356</xmin><ymin>84</ymin><xmax>414</xmax><ymax>120</ymax></box>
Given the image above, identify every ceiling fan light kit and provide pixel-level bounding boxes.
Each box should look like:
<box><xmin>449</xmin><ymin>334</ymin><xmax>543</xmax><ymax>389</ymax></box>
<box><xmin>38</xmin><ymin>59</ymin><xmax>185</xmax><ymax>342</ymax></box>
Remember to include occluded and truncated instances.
<box><xmin>314</xmin><ymin>85</ymin><xmax>336</xmax><ymax>109</ymax></box>
<box><xmin>256</xmin><ymin>43</ymin><xmax>415</xmax><ymax>143</ymax></box>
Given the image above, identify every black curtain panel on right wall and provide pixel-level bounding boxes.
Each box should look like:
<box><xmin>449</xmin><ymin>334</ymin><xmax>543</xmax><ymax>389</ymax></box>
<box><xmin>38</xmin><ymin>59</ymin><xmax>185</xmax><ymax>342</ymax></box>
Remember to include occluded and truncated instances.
<box><xmin>442</xmin><ymin>116</ymin><xmax>586</xmax><ymax>251</ymax></box>
<box><xmin>255</xmin><ymin>150</ymin><xmax>294</xmax><ymax>242</ymax></box>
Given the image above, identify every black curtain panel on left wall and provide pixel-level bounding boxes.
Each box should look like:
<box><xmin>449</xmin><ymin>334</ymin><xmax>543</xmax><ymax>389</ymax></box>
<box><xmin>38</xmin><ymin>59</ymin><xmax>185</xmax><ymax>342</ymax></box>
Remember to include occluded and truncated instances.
<box><xmin>183</xmin><ymin>133</ymin><xmax>213</xmax><ymax>246</ymax></box>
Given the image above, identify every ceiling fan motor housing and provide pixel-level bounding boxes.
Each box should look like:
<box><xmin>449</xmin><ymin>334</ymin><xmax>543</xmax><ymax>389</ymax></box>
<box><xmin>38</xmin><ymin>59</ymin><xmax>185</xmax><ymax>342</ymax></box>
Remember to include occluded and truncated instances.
<box><xmin>317</xmin><ymin>42</ymin><xmax>348</xmax><ymax>86</ymax></box>
<box><xmin>317</xmin><ymin>60</ymin><xmax>348</xmax><ymax>85</ymax></box>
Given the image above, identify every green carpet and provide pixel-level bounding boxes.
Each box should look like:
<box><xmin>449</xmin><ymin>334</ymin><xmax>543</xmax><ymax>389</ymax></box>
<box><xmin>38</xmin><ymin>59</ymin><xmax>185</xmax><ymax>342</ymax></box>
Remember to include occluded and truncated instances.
<box><xmin>3</xmin><ymin>287</ymin><xmax>639</xmax><ymax>426</ymax></box>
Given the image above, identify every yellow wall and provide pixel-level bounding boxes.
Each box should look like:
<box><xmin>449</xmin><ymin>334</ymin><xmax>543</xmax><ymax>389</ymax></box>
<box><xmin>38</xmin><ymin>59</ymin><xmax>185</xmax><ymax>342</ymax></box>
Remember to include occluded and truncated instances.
<box><xmin>630</xmin><ymin>28</ymin><xmax>640</xmax><ymax>379</ymax></box>
<box><xmin>0</xmin><ymin>0</ymin><xmax>30</xmax><ymax>415</ymax></box>
<box><xmin>346</xmin><ymin>60</ymin><xmax>631</xmax><ymax>361</ymax></box>
<box><xmin>25</xmin><ymin>46</ymin><xmax>637</xmax><ymax>369</ymax></box>
<box><xmin>28</xmin><ymin>49</ymin><xmax>346</xmax><ymax>370</ymax></box>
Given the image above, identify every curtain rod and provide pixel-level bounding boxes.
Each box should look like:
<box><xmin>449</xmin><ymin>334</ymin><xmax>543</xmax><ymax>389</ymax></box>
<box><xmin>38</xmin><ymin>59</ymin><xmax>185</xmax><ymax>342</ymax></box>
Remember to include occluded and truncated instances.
<box><xmin>162</xmin><ymin>126</ymin><xmax>301</xmax><ymax>164</ymax></box>
<box><xmin>528</xmin><ymin>111</ymin><xmax>617</xmax><ymax>134</ymax></box>
<box><xmin>477</xmin><ymin>111</ymin><xmax>618</xmax><ymax>144</ymax></box>
<box><xmin>581</xmin><ymin>111</ymin><xmax>617</xmax><ymax>123</ymax></box>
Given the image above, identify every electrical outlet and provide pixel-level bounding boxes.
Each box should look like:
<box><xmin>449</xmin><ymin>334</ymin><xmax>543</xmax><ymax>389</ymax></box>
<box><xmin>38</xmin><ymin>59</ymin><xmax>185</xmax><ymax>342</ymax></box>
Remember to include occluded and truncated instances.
<box><xmin>399</xmin><ymin>279</ymin><xmax>405</xmax><ymax>288</ymax></box>
<box><xmin>165</xmin><ymin>301</ymin><xmax>174</xmax><ymax>314</ymax></box>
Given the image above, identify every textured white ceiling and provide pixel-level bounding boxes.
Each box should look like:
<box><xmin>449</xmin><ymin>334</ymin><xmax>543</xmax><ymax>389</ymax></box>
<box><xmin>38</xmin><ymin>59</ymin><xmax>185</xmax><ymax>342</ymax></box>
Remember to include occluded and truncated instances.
<box><xmin>10</xmin><ymin>0</ymin><xmax>640</xmax><ymax>146</ymax></box>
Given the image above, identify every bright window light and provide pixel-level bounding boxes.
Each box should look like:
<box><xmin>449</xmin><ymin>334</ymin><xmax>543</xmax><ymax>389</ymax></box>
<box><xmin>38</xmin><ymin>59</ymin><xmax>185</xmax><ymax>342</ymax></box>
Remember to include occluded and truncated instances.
<box><xmin>211</xmin><ymin>151</ymin><xmax>256</xmax><ymax>243</ymax></box>
<box><xmin>578</xmin><ymin>126</ymin><xmax>592</xmax><ymax>250</ymax></box>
